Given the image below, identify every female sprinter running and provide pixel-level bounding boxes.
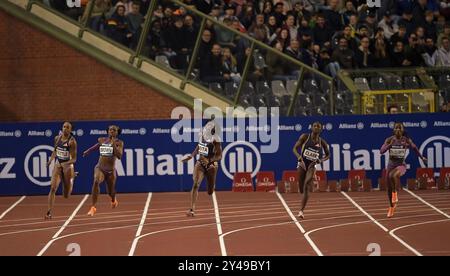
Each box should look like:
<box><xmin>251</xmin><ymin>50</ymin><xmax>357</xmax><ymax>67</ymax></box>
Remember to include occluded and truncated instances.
<box><xmin>83</xmin><ymin>125</ymin><xmax>124</xmax><ymax>216</ymax></box>
<box><xmin>292</xmin><ymin>121</ymin><xmax>330</xmax><ymax>219</ymax></box>
<box><xmin>45</xmin><ymin>121</ymin><xmax>77</xmax><ymax>219</ymax></box>
<box><xmin>182</xmin><ymin>118</ymin><xmax>222</xmax><ymax>217</ymax></box>
<box><xmin>380</xmin><ymin>122</ymin><xmax>427</xmax><ymax>218</ymax></box>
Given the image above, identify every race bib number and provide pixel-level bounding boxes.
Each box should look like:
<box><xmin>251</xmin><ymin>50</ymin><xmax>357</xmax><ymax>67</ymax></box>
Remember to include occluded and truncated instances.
<box><xmin>389</xmin><ymin>148</ymin><xmax>406</xmax><ymax>159</ymax></box>
<box><xmin>100</xmin><ymin>145</ymin><xmax>113</xmax><ymax>156</ymax></box>
<box><xmin>304</xmin><ymin>149</ymin><xmax>319</xmax><ymax>161</ymax></box>
<box><xmin>198</xmin><ymin>143</ymin><xmax>209</xmax><ymax>156</ymax></box>
<box><xmin>56</xmin><ymin>149</ymin><xmax>69</xmax><ymax>159</ymax></box>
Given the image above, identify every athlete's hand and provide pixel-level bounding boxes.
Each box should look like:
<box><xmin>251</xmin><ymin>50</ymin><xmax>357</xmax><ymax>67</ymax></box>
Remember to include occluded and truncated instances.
<box><xmin>182</xmin><ymin>155</ymin><xmax>193</xmax><ymax>162</ymax></box>
<box><xmin>200</xmin><ymin>158</ymin><xmax>209</xmax><ymax>167</ymax></box>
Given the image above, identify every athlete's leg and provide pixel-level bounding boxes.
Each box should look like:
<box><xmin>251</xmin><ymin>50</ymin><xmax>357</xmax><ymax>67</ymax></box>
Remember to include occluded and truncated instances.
<box><xmin>297</xmin><ymin>164</ymin><xmax>307</xmax><ymax>194</ymax></box>
<box><xmin>300</xmin><ymin>167</ymin><xmax>316</xmax><ymax>213</ymax></box>
<box><xmin>205</xmin><ymin>164</ymin><xmax>218</xmax><ymax>196</ymax></box>
<box><xmin>105</xmin><ymin>171</ymin><xmax>118</xmax><ymax>208</ymax></box>
<box><xmin>189</xmin><ymin>162</ymin><xmax>205</xmax><ymax>215</ymax></box>
<box><xmin>46</xmin><ymin>164</ymin><xmax>62</xmax><ymax>219</ymax></box>
<box><xmin>62</xmin><ymin>164</ymin><xmax>75</xmax><ymax>199</ymax></box>
<box><xmin>88</xmin><ymin>166</ymin><xmax>105</xmax><ymax>216</ymax></box>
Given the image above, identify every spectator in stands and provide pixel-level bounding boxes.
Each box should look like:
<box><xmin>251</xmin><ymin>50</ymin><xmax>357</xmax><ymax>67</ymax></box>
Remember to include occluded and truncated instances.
<box><xmin>397</xmin><ymin>9</ymin><xmax>417</xmax><ymax>37</ymax></box>
<box><xmin>362</xmin><ymin>11</ymin><xmax>378</xmax><ymax>39</ymax></box>
<box><xmin>200</xmin><ymin>44</ymin><xmax>229</xmax><ymax>84</ymax></box>
<box><xmin>262</xmin><ymin>0</ymin><xmax>274</xmax><ymax>22</ymax></box>
<box><xmin>422</xmin><ymin>37</ymin><xmax>438</xmax><ymax>66</ymax></box>
<box><xmin>239</xmin><ymin>3</ymin><xmax>256</xmax><ymax>30</ymax></box>
<box><xmin>272</xmin><ymin>2</ymin><xmax>286</xmax><ymax>28</ymax></box>
<box><xmin>114</xmin><ymin>0</ymin><xmax>132</xmax><ymax>15</ymax></box>
<box><xmin>146</xmin><ymin>20</ymin><xmax>163</xmax><ymax>59</ymax></box>
<box><xmin>126</xmin><ymin>1</ymin><xmax>143</xmax><ymax>49</ymax></box>
<box><xmin>414</xmin><ymin>0</ymin><xmax>430</xmax><ymax>27</ymax></box>
<box><xmin>388</xmin><ymin>104</ymin><xmax>399</xmax><ymax>114</ymax></box>
<box><xmin>266</xmin><ymin>42</ymin><xmax>288</xmax><ymax>80</ymax></box>
<box><xmin>390</xmin><ymin>24</ymin><xmax>409</xmax><ymax>47</ymax></box>
<box><xmin>105</xmin><ymin>4</ymin><xmax>132</xmax><ymax>46</ymax></box>
<box><xmin>292</xmin><ymin>1</ymin><xmax>312</xmax><ymax>23</ymax></box>
<box><xmin>222</xmin><ymin>47</ymin><xmax>241</xmax><ymax>83</ymax></box>
<box><xmin>284</xmin><ymin>14</ymin><xmax>299</xmax><ymax>42</ymax></box>
<box><xmin>404</xmin><ymin>33</ymin><xmax>426</xmax><ymax>66</ymax></box>
<box><xmin>284</xmin><ymin>39</ymin><xmax>302</xmax><ymax>73</ymax></box>
<box><xmin>332</xmin><ymin>37</ymin><xmax>356</xmax><ymax>70</ymax></box>
<box><xmin>266</xmin><ymin>15</ymin><xmax>280</xmax><ymax>45</ymax></box>
<box><xmin>378</xmin><ymin>11</ymin><xmax>397</xmax><ymax>40</ymax></box>
<box><xmin>373</xmin><ymin>34</ymin><xmax>391</xmax><ymax>67</ymax></box>
<box><xmin>434</xmin><ymin>36</ymin><xmax>450</xmax><ymax>66</ymax></box>
<box><xmin>313</xmin><ymin>14</ymin><xmax>333</xmax><ymax>48</ymax></box>
<box><xmin>335</xmin><ymin>25</ymin><xmax>358</xmax><ymax>52</ymax></box>
<box><xmin>273</xmin><ymin>28</ymin><xmax>290</xmax><ymax>51</ymax></box>
<box><xmin>355</xmin><ymin>36</ymin><xmax>374</xmax><ymax>68</ymax></box>
<box><xmin>81</xmin><ymin>0</ymin><xmax>112</xmax><ymax>32</ymax></box>
<box><xmin>163</xmin><ymin>16</ymin><xmax>189</xmax><ymax>70</ymax></box>
<box><xmin>391</xmin><ymin>41</ymin><xmax>408</xmax><ymax>67</ymax></box>
<box><xmin>197</xmin><ymin>28</ymin><xmax>215</xmax><ymax>65</ymax></box>
<box><xmin>323</xmin><ymin>0</ymin><xmax>343</xmax><ymax>32</ymax></box>
<box><xmin>215</xmin><ymin>18</ymin><xmax>237</xmax><ymax>49</ymax></box>
<box><xmin>248</xmin><ymin>14</ymin><xmax>270</xmax><ymax>43</ymax></box>
<box><xmin>440</xmin><ymin>101</ymin><xmax>450</xmax><ymax>112</ymax></box>
<box><xmin>184</xmin><ymin>14</ymin><xmax>199</xmax><ymax>53</ymax></box>
<box><xmin>437</xmin><ymin>23</ymin><xmax>450</xmax><ymax>47</ymax></box>
<box><xmin>340</xmin><ymin>1</ymin><xmax>356</xmax><ymax>26</ymax></box>
<box><xmin>424</xmin><ymin>10</ymin><xmax>437</xmax><ymax>41</ymax></box>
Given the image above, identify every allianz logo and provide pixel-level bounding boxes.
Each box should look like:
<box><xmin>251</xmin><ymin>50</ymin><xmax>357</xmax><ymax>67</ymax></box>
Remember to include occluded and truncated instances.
<box><xmin>28</xmin><ymin>130</ymin><xmax>52</xmax><ymax>137</ymax></box>
<box><xmin>370</xmin><ymin>123</ymin><xmax>389</xmax><ymax>128</ymax></box>
<box><xmin>0</xmin><ymin>130</ymin><xmax>22</xmax><ymax>137</ymax></box>
<box><xmin>338</xmin><ymin>123</ymin><xmax>364</xmax><ymax>130</ymax></box>
<box><xmin>434</xmin><ymin>121</ymin><xmax>450</xmax><ymax>127</ymax></box>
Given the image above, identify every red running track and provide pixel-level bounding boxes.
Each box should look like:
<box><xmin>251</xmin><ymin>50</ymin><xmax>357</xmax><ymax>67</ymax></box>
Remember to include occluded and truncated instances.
<box><xmin>0</xmin><ymin>190</ymin><xmax>449</xmax><ymax>256</ymax></box>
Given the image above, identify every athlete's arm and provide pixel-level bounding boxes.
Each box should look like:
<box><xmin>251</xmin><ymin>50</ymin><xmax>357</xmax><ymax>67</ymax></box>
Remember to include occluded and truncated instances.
<box><xmin>47</xmin><ymin>136</ymin><xmax>59</xmax><ymax>167</ymax></box>
<box><xmin>66</xmin><ymin>139</ymin><xmax>77</xmax><ymax>165</ymax></box>
<box><xmin>112</xmin><ymin>139</ymin><xmax>124</xmax><ymax>159</ymax></box>
<box><xmin>82</xmin><ymin>137</ymin><xmax>102</xmax><ymax>157</ymax></box>
<box><xmin>408</xmin><ymin>138</ymin><xmax>427</xmax><ymax>161</ymax></box>
<box><xmin>182</xmin><ymin>145</ymin><xmax>199</xmax><ymax>162</ymax></box>
<box><xmin>209</xmin><ymin>142</ymin><xmax>222</xmax><ymax>164</ymax></box>
<box><xmin>318</xmin><ymin>139</ymin><xmax>330</xmax><ymax>164</ymax></box>
<box><xmin>293</xmin><ymin>134</ymin><xmax>307</xmax><ymax>161</ymax></box>
<box><xmin>380</xmin><ymin>137</ymin><xmax>393</xmax><ymax>154</ymax></box>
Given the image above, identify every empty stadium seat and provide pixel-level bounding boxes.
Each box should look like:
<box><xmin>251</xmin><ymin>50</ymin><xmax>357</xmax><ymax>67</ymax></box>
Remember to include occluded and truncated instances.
<box><xmin>370</xmin><ymin>76</ymin><xmax>386</xmax><ymax>90</ymax></box>
<box><xmin>404</xmin><ymin>76</ymin><xmax>421</xmax><ymax>89</ymax></box>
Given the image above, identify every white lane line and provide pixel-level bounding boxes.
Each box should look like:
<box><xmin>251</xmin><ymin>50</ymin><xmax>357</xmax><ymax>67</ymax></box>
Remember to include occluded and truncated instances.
<box><xmin>128</xmin><ymin>192</ymin><xmax>152</xmax><ymax>256</ymax></box>
<box><xmin>37</xmin><ymin>194</ymin><xmax>88</xmax><ymax>256</ymax></box>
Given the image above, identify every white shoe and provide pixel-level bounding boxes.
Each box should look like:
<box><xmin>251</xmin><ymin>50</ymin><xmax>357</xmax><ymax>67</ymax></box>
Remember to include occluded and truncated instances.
<box><xmin>298</xmin><ymin>210</ymin><xmax>304</xmax><ymax>219</ymax></box>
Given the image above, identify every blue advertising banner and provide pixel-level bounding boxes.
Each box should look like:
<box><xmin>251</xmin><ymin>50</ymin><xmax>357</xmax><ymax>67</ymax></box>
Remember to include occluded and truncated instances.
<box><xmin>0</xmin><ymin>113</ymin><xmax>449</xmax><ymax>195</ymax></box>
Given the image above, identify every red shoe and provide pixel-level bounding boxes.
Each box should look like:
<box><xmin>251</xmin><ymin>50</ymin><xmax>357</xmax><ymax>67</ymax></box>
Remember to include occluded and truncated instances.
<box><xmin>111</xmin><ymin>199</ymin><xmax>119</xmax><ymax>209</ymax></box>
<box><xmin>87</xmin><ymin>206</ymin><xmax>97</xmax><ymax>216</ymax></box>
<box><xmin>392</xmin><ymin>192</ymin><xmax>398</xmax><ymax>206</ymax></box>
<box><xmin>387</xmin><ymin>207</ymin><xmax>395</xmax><ymax>218</ymax></box>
